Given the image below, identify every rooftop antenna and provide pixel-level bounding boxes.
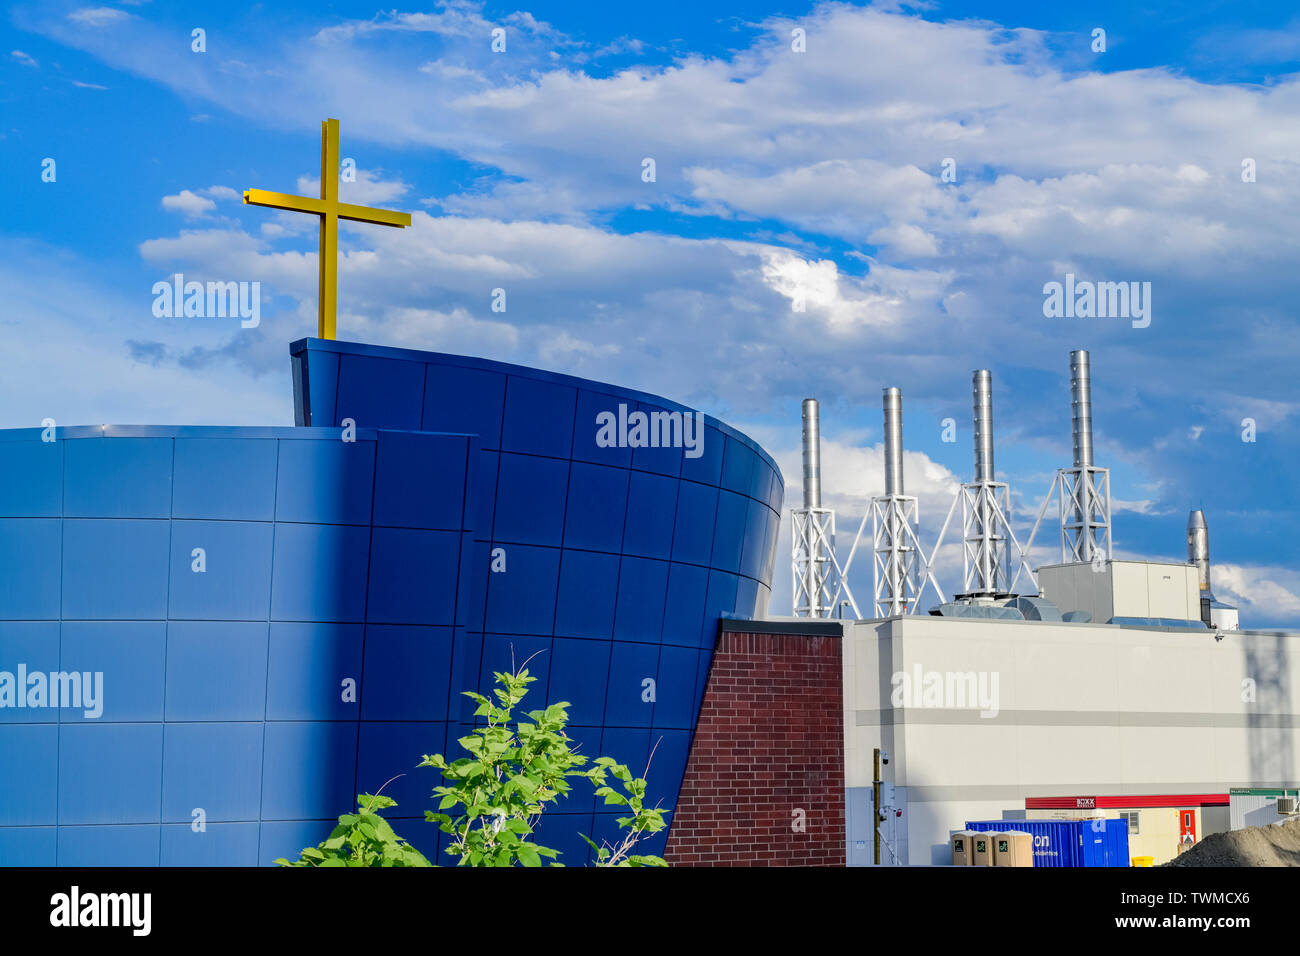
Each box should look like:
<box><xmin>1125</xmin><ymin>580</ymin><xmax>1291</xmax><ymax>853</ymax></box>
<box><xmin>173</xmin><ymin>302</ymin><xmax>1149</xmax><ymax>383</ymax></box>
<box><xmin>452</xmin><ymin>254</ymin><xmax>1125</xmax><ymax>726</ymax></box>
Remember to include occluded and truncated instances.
<box><xmin>1018</xmin><ymin>350</ymin><xmax>1114</xmax><ymax>587</ymax></box>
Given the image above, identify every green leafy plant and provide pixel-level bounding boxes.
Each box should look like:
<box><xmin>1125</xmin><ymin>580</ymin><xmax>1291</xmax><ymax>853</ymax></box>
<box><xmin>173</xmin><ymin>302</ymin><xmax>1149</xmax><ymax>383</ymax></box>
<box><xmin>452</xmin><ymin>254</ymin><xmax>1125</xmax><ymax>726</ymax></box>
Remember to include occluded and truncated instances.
<box><xmin>422</xmin><ymin>664</ymin><xmax>668</xmax><ymax>867</ymax></box>
<box><xmin>275</xmin><ymin>787</ymin><xmax>431</xmax><ymax>867</ymax></box>
<box><xmin>277</xmin><ymin>664</ymin><xmax>669</xmax><ymax>867</ymax></box>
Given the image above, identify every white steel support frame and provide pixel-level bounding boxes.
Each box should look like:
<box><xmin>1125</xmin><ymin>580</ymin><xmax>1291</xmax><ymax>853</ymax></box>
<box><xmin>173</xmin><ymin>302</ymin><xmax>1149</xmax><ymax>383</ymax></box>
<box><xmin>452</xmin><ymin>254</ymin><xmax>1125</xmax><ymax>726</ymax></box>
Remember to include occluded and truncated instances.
<box><xmin>930</xmin><ymin>480</ymin><xmax>1037</xmax><ymax>597</ymax></box>
<box><xmin>870</xmin><ymin>495</ymin><xmax>944</xmax><ymax>617</ymax></box>
<box><xmin>1012</xmin><ymin>465</ymin><xmax>1113</xmax><ymax>592</ymax></box>
<box><xmin>792</xmin><ymin>507</ymin><xmax>851</xmax><ymax>618</ymax></box>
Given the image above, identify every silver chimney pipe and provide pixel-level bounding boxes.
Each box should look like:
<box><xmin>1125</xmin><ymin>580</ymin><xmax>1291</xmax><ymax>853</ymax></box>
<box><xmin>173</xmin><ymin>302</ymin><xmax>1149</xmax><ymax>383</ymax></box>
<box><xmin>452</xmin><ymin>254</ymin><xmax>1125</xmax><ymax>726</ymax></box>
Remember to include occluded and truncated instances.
<box><xmin>1188</xmin><ymin>509</ymin><xmax>1210</xmax><ymax>592</ymax></box>
<box><xmin>1070</xmin><ymin>350</ymin><xmax>1094</xmax><ymax>469</ymax></box>
<box><xmin>883</xmin><ymin>387</ymin><xmax>904</xmax><ymax>496</ymax></box>
<box><xmin>972</xmin><ymin>370</ymin><xmax>995</xmax><ymax>482</ymax></box>
<box><xmin>801</xmin><ymin>398</ymin><xmax>822</xmax><ymax>510</ymax></box>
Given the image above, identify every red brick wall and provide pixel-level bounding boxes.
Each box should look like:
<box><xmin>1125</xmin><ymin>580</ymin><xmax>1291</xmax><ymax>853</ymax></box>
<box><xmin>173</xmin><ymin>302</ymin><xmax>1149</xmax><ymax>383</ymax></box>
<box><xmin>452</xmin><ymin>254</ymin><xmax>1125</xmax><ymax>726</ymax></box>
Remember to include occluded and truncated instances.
<box><xmin>664</xmin><ymin>628</ymin><xmax>845</xmax><ymax>866</ymax></box>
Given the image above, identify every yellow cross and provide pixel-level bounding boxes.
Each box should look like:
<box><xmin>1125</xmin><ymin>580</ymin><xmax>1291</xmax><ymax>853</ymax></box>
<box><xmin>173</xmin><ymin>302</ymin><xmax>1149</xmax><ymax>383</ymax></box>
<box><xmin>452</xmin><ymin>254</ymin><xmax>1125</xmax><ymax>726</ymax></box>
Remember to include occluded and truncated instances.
<box><xmin>243</xmin><ymin>118</ymin><xmax>411</xmax><ymax>340</ymax></box>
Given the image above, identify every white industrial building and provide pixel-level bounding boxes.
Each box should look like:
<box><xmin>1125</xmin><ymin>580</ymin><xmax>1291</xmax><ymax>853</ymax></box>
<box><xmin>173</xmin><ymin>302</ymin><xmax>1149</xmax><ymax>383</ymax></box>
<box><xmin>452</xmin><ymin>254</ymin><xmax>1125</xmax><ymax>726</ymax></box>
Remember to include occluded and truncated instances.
<box><xmin>842</xmin><ymin>609</ymin><xmax>1299</xmax><ymax>865</ymax></box>
<box><xmin>789</xmin><ymin>349</ymin><xmax>1290</xmax><ymax>866</ymax></box>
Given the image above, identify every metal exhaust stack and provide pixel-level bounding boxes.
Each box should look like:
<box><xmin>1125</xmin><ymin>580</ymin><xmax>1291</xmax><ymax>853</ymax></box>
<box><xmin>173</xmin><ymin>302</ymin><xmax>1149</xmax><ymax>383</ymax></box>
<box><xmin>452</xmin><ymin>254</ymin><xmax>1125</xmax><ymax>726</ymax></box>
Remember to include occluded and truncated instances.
<box><xmin>1187</xmin><ymin>509</ymin><xmax>1210</xmax><ymax>593</ymax></box>
<box><xmin>1070</xmin><ymin>350</ymin><xmax>1094</xmax><ymax>469</ymax></box>
<box><xmin>1056</xmin><ymin>350</ymin><xmax>1112</xmax><ymax>565</ymax></box>
<box><xmin>801</xmin><ymin>398</ymin><xmax>822</xmax><ymax>510</ymax></box>
<box><xmin>883</xmin><ymin>387</ymin><xmax>904</xmax><ymax>497</ymax></box>
<box><xmin>973</xmin><ymin>370</ymin><xmax>995</xmax><ymax>483</ymax></box>
<box><xmin>872</xmin><ymin>387</ymin><xmax>925</xmax><ymax>616</ymax></box>
<box><xmin>792</xmin><ymin>398</ymin><xmax>842</xmax><ymax>617</ymax></box>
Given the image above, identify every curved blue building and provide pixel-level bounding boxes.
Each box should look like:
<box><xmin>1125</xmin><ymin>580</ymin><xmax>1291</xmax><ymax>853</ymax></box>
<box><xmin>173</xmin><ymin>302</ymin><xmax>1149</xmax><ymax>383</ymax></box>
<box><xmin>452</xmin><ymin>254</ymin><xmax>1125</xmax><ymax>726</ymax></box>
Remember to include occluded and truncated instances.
<box><xmin>0</xmin><ymin>339</ymin><xmax>783</xmax><ymax>866</ymax></box>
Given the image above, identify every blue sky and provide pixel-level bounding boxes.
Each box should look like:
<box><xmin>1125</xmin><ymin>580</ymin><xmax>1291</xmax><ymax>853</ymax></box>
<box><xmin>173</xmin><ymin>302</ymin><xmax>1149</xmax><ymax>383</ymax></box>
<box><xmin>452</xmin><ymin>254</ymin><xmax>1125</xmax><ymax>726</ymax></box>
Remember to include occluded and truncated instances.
<box><xmin>3</xmin><ymin>0</ymin><xmax>1299</xmax><ymax>625</ymax></box>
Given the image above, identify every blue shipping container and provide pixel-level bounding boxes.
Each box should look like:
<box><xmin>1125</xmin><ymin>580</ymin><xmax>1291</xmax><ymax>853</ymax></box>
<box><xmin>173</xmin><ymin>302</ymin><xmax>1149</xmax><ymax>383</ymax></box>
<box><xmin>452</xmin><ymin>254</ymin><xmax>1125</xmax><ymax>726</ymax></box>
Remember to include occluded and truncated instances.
<box><xmin>965</xmin><ymin>819</ymin><xmax>1130</xmax><ymax>867</ymax></box>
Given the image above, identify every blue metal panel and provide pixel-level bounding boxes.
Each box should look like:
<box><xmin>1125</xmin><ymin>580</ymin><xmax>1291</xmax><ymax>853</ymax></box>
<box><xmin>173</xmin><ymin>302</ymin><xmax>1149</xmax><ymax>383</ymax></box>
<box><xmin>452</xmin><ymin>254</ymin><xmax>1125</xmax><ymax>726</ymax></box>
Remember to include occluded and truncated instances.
<box><xmin>173</xmin><ymin>437</ymin><xmax>277</xmax><ymax>521</ymax></box>
<box><xmin>0</xmin><ymin>725</ymin><xmax>58</xmax><ymax>825</ymax></box>
<box><xmin>356</xmin><ymin>721</ymin><xmax>447</xmax><ymax>816</ymax></box>
<box><xmin>720</xmin><ymin>437</ymin><xmax>756</xmax><ymax>496</ymax></box>
<box><xmin>493</xmin><ymin>452</ymin><xmax>568</xmax><ymax>546</ymax></box>
<box><xmin>630</xmin><ymin>402</ymin><xmax>683</xmax><ymax>478</ymax></box>
<box><xmin>360</xmin><ymin>625</ymin><xmax>454</xmax><ymax>721</ymax></box>
<box><xmin>422</xmin><ymin>364</ymin><xmax>506</xmax><ymax>450</ymax></box>
<box><xmin>168</xmin><ymin>519</ymin><xmax>274</xmax><ymax>621</ymax></box>
<box><xmin>604</xmin><ymin>642</ymin><xmax>660</xmax><ymax>727</ymax></box>
<box><xmin>0</xmin><ymin>623</ymin><xmax>59</xmax><ymax>723</ymax></box>
<box><xmin>623</xmin><ymin>470</ymin><xmax>677</xmax><ymax>560</ymax></box>
<box><xmin>598</xmin><ymin>727</ymin><xmax>651</xmax><ymax>782</ymax></box>
<box><xmin>555</xmin><ymin>550</ymin><xmax>619</xmax><ymax>640</ymax></box>
<box><xmin>0</xmin><ymin>441</ymin><xmax>61</xmax><ymax>517</ymax></box>
<box><xmin>264</xmin><ymin>622</ymin><xmax>364</xmax><ymax>721</ymax></box>
<box><xmin>63</xmin><ymin>437</ymin><xmax>172</xmax><ymax>519</ymax></box>
<box><xmin>740</xmin><ymin>497</ymin><xmax>770</xmax><ymax>581</ymax></box>
<box><xmin>502</xmin><ymin>376</ymin><xmax>576</xmax><ymax>459</ymax></box>
<box><xmin>160</xmin><ymin>823</ymin><xmax>260</xmax><ymax>867</ymax></box>
<box><xmin>0</xmin><ymin>826</ymin><xmax>56</xmax><ymax>865</ymax></box>
<box><xmin>270</xmin><ymin>523</ymin><xmax>371</xmax><ymax>622</ymax></box>
<box><xmin>573</xmin><ymin>390</ymin><xmax>634</xmax><ymax>467</ymax></box>
<box><xmin>62</xmin><ymin>518</ymin><xmax>170</xmax><ymax>621</ymax></box>
<box><xmin>644</xmin><ymin>728</ymin><xmax>692</xmax><ymax>811</ymax></box>
<box><xmin>367</xmin><ymin>527</ymin><xmax>463</xmax><ymax>625</ymax></box>
<box><xmin>274</xmin><ymin>438</ymin><xmax>375</xmax><ymax>526</ymax></box>
<box><xmin>613</xmin><ymin>557</ymin><xmax>669</xmax><ymax>642</ymax></box>
<box><xmin>680</xmin><ymin>424</ymin><xmax>724</xmax><ymax>487</ymax></box>
<box><xmin>58</xmin><ymin>724</ymin><xmax>163</xmax><ymax>825</ymax></box>
<box><xmin>662</xmin><ymin>563</ymin><xmax>708</xmax><ymax>647</ymax></box>
<box><xmin>478</xmin><ymin>634</ymin><xmax>552</xmax><ymax>701</ymax></box>
<box><xmin>711</xmin><ymin>489</ymin><xmax>748</xmax><ymax>573</ymax></box>
<box><xmin>373</xmin><ymin>432</ymin><xmax>469</xmax><ymax>531</ymax></box>
<box><xmin>257</xmin><ymin>820</ymin><xmax>334</xmax><ymax>867</ymax></box>
<box><xmin>300</xmin><ymin>347</ymin><xmax>339</xmax><ymax>426</ymax></box>
<box><xmin>483</xmin><ymin>544</ymin><xmax>559</xmax><ymax>634</ymax></box>
<box><xmin>164</xmin><ymin>622</ymin><xmax>268</xmax><ymax>721</ymax></box>
<box><xmin>161</xmin><ymin>723</ymin><xmax>263</xmax><ymax>823</ymax></box>
<box><xmin>671</xmin><ymin>481</ymin><xmax>718</xmax><ymax>566</ymax></box>
<box><xmin>336</xmin><ymin>353</ymin><xmax>426</xmax><ymax>431</ymax></box>
<box><xmin>58</xmin><ymin>826</ymin><xmax>160</xmax><ymax>867</ymax></box>
<box><xmin>0</xmin><ymin>520</ymin><xmax>60</xmax><ymax>620</ymax></box>
<box><xmin>548</xmin><ymin>637</ymin><xmax>612</xmax><ymax>726</ymax></box>
<box><xmin>563</xmin><ymin>462</ymin><xmax>628</xmax><ymax>553</ymax></box>
<box><xmin>260</xmin><ymin>722</ymin><xmax>358</xmax><ymax>821</ymax></box>
<box><xmin>703</xmin><ymin>571</ymin><xmax>741</xmax><ymax>647</ymax></box>
<box><xmin>653</xmin><ymin>645</ymin><xmax>700</xmax><ymax>729</ymax></box>
<box><xmin>60</xmin><ymin>621</ymin><xmax>165</xmax><ymax>722</ymax></box>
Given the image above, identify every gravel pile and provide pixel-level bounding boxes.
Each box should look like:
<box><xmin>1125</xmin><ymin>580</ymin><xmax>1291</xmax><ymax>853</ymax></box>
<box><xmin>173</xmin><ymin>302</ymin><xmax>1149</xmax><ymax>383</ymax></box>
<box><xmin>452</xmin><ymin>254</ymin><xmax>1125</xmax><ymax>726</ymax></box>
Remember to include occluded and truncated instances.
<box><xmin>1164</xmin><ymin>816</ymin><xmax>1300</xmax><ymax>866</ymax></box>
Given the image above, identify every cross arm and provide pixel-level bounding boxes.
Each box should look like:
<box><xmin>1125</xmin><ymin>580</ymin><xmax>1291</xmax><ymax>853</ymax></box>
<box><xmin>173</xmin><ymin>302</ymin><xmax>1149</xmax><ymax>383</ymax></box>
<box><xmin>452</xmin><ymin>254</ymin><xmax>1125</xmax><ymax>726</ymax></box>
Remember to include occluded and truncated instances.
<box><xmin>243</xmin><ymin>189</ymin><xmax>327</xmax><ymax>215</ymax></box>
<box><xmin>337</xmin><ymin>202</ymin><xmax>412</xmax><ymax>228</ymax></box>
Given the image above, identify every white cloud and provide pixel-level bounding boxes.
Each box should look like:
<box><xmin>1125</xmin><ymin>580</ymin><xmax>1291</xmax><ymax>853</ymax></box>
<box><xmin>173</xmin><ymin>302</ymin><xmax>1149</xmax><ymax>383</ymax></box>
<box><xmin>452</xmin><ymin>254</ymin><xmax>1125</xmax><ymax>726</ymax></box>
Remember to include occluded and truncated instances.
<box><xmin>161</xmin><ymin>189</ymin><xmax>217</xmax><ymax>218</ymax></box>
<box><xmin>10</xmin><ymin>49</ymin><xmax>37</xmax><ymax>67</ymax></box>
<box><xmin>67</xmin><ymin>7</ymin><xmax>129</xmax><ymax>28</ymax></box>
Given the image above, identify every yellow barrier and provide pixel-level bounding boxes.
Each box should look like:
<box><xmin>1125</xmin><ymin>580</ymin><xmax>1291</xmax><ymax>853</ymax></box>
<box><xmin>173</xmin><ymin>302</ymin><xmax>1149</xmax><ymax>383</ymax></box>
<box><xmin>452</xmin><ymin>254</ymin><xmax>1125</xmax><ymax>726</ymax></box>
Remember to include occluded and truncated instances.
<box><xmin>1131</xmin><ymin>855</ymin><xmax>1154</xmax><ymax>867</ymax></box>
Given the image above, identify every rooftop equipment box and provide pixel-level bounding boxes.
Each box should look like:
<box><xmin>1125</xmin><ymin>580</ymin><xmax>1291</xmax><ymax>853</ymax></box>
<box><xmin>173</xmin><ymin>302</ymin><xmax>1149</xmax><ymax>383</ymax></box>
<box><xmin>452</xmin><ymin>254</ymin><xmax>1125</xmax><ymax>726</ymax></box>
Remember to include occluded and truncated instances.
<box><xmin>966</xmin><ymin>820</ymin><xmax>1130</xmax><ymax>867</ymax></box>
<box><xmin>1037</xmin><ymin>560</ymin><xmax>1199</xmax><ymax>624</ymax></box>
